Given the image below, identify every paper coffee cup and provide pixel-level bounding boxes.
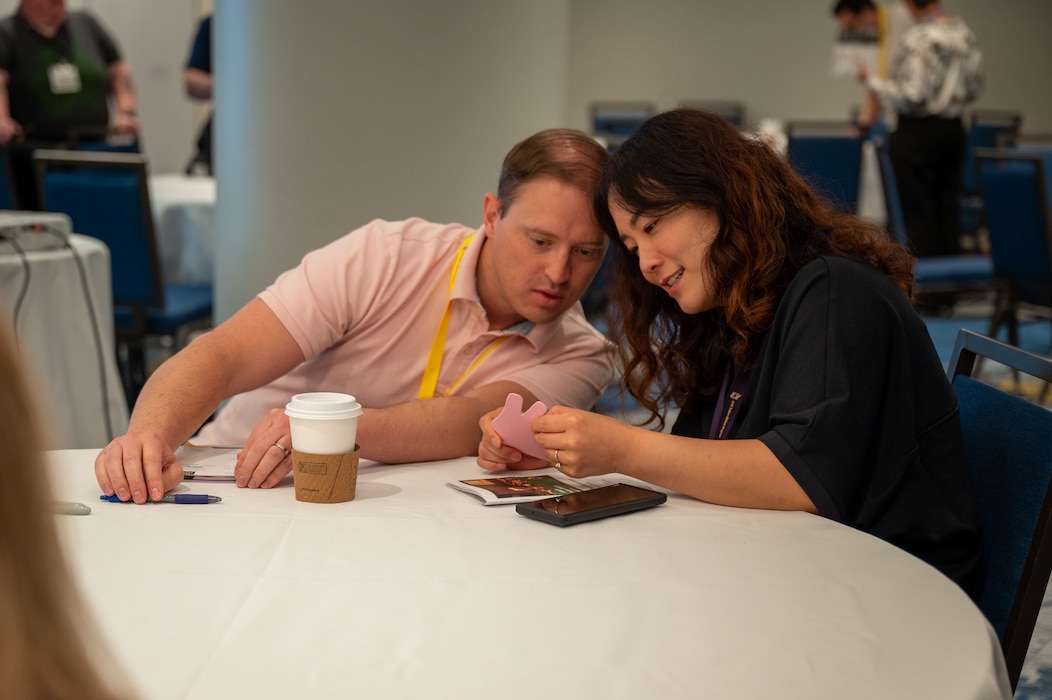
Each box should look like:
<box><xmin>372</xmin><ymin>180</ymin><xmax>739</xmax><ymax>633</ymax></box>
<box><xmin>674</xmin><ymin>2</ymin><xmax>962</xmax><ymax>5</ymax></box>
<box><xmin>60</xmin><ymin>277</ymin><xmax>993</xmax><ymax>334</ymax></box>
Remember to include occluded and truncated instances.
<box><xmin>290</xmin><ymin>447</ymin><xmax>360</xmax><ymax>503</ymax></box>
<box><xmin>285</xmin><ymin>392</ymin><xmax>363</xmax><ymax>454</ymax></box>
<box><xmin>286</xmin><ymin>392</ymin><xmax>363</xmax><ymax>504</ymax></box>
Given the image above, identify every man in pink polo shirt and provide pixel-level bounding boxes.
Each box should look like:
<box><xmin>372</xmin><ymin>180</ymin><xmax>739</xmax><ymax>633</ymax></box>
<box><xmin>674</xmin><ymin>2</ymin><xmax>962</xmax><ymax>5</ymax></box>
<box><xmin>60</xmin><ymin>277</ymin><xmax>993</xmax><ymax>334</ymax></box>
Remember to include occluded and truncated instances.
<box><xmin>95</xmin><ymin>128</ymin><xmax>615</xmax><ymax>504</ymax></box>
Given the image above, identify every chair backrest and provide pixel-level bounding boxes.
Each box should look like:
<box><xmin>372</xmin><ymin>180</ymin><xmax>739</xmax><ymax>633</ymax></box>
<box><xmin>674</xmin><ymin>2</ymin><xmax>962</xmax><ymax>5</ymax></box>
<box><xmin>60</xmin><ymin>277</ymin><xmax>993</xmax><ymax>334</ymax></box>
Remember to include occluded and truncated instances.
<box><xmin>785</xmin><ymin>121</ymin><xmax>863</xmax><ymax>214</ymax></box>
<box><xmin>590</xmin><ymin>101</ymin><xmax>655</xmax><ymax>137</ymax></box>
<box><xmin>677</xmin><ymin>100</ymin><xmax>745</xmax><ymax>126</ymax></box>
<box><xmin>67</xmin><ymin>126</ymin><xmax>141</xmax><ymax>154</ymax></box>
<box><xmin>872</xmin><ymin>136</ymin><xmax>908</xmax><ymax>246</ymax></box>
<box><xmin>975</xmin><ymin>148</ymin><xmax>1052</xmax><ymax>300</ymax></box>
<box><xmin>948</xmin><ymin>328</ymin><xmax>1052</xmax><ymax>691</ymax></box>
<box><xmin>0</xmin><ymin>147</ymin><xmax>16</xmax><ymax>210</ymax></box>
<box><xmin>32</xmin><ymin>149</ymin><xmax>164</xmax><ymax>310</ymax></box>
<box><xmin>962</xmin><ymin>110</ymin><xmax>1022</xmax><ymax>196</ymax></box>
<box><xmin>590</xmin><ymin>101</ymin><xmax>655</xmax><ymax>153</ymax></box>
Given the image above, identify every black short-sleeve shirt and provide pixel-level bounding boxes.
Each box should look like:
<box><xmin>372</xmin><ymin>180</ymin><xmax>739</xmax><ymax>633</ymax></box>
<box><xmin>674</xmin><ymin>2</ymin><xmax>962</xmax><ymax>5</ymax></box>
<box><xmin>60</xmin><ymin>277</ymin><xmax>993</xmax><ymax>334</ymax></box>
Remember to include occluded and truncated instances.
<box><xmin>672</xmin><ymin>256</ymin><xmax>981</xmax><ymax>594</ymax></box>
<box><xmin>0</xmin><ymin>11</ymin><xmax>122</xmax><ymax>140</ymax></box>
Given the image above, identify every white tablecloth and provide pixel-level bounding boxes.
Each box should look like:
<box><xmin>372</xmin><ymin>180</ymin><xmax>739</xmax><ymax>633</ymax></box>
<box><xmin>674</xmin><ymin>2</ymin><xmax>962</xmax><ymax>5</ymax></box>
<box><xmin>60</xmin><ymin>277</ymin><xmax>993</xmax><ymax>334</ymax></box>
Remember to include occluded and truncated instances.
<box><xmin>49</xmin><ymin>449</ymin><xmax>1010</xmax><ymax>700</ymax></box>
<box><xmin>0</xmin><ymin>236</ymin><xmax>128</xmax><ymax>447</ymax></box>
<box><xmin>148</xmin><ymin>173</ymin><xmax>216</xmax><ymax>285</ymax></box>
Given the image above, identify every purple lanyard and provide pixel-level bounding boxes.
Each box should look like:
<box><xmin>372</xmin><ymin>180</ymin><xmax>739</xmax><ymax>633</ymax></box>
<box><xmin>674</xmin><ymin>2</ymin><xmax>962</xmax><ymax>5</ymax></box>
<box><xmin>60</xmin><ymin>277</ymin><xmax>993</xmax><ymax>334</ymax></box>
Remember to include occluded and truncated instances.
<box><xmin>708</xmin><ymin>363</ymin><xmax>750</xmax><ymax>440</ymax></box>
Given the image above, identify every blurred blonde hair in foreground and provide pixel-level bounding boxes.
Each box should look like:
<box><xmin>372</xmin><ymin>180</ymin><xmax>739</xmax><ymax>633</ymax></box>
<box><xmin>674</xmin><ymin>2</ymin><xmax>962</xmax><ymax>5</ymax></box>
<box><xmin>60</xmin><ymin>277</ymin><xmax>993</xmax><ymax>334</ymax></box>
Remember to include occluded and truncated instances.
<box><xmin>0</xmin><ymin>321</ymin><xmax>132</xmax><ymax>699</ymax></box>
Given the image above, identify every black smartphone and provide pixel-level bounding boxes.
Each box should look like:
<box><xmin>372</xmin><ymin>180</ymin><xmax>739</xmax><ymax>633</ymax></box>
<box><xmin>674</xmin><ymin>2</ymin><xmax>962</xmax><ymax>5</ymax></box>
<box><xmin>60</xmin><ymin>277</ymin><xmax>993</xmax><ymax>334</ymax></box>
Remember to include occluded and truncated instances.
<box><xmin>515</xmin><ymin>483</ymin><xmax>667</xmax><ymax>527</ymax></box>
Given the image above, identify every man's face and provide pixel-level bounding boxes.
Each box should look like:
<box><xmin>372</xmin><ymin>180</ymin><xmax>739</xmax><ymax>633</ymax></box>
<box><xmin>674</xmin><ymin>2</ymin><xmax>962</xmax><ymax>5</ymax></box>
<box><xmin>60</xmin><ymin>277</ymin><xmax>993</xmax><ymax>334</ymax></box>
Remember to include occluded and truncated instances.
<box><xmin>835</xmin><ymin>10</ymin><xmax>860</xmax><ymax>31</ymax></box>
<box><xmin>22</xmin><ymin>0</ymin><xmax>66</xmax><ymax>25</ymax></box>
<box><xmin>477</xmin><ymin>176</ymin><xmax>607</xmax><ymax>330</ymax></box>
<box><xmin>835</xmin><ymin>8</ymin><xmax>877</xmax><ymax>31</ymax></box>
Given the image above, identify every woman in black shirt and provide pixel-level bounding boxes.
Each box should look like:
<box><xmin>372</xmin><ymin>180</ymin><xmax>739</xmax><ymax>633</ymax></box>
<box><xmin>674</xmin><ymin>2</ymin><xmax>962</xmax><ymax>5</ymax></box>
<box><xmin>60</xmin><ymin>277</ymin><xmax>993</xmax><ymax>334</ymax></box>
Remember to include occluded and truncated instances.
<box><xmin>477</xmin><ymin>108</ymin><xmax>981</xmax><ymax>597</ymax></box>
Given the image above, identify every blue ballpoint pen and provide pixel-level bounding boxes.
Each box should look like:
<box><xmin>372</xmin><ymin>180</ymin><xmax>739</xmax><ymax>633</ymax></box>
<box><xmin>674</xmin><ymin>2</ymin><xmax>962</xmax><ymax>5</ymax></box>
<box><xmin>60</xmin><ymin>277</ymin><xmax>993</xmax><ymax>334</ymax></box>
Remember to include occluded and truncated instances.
<box><xmin>99</xmin><ymin>494</ymin><xmax>222</xmax><ymax>504</ymax></box>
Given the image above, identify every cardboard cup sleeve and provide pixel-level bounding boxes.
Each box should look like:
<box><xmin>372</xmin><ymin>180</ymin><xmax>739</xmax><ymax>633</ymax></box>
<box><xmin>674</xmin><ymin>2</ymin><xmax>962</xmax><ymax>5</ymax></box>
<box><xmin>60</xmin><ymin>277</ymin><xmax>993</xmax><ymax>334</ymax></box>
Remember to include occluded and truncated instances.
<box><xmin>291</xmin><ymin>446</ymin><xmax>360</xmax><ymax>503</ymax></box>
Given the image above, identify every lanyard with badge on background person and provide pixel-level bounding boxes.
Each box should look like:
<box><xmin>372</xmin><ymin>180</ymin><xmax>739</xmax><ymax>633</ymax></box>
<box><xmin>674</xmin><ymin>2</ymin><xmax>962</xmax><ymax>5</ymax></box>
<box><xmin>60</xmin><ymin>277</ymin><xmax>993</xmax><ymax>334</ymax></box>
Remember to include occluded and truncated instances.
<box><xmin>47</xmin><ymin>25</ymin><xmax>81</xmax><ymax>95</ymax></box>
<box><xmin>418</xmin><ymin>233</ymin><xmax>510</xmax><ymax>399</ymax></box>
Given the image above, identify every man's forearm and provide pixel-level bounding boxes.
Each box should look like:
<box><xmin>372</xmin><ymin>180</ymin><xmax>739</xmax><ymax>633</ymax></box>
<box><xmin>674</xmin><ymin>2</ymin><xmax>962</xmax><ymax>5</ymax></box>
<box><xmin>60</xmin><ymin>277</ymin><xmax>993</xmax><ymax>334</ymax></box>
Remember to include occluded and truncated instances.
<box><xmin>0</xmin><ymin>74</ymin><xmax>11</xmax><ymax>120</ymax></box>
<box><xmin>356</xmin><ymin>395</ymin><xmax>503</xmax><ymax>464</ymax></box>
<box><xmin>119</xmin><ymin>299</ymin><xmax>307</xmax><ymax>450</ymax></box>
<box><xmin>126</xmin><ymin>343</ymin><xmax>232</xmax><ymax>449</ymax></box>
<box><xmin>107</xmin><ymin>62</ymin><xmax>137</xmax><ymax>114</ymax></box>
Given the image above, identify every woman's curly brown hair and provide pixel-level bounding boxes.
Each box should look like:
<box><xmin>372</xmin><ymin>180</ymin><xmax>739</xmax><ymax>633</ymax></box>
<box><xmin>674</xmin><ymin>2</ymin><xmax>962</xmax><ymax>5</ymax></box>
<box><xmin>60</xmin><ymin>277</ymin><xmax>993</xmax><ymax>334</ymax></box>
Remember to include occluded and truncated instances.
<box><xmin>593</xmin><ymin>108</ymin><xmax>915</xmax><ymax>428</ymax></box>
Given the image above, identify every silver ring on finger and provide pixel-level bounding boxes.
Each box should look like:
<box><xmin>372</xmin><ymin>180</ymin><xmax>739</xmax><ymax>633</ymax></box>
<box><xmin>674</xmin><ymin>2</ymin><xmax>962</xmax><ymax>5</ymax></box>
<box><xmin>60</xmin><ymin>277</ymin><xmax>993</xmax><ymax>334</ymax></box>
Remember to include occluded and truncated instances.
<box><xmin>554</xmin><ymin>449</ymin><xmax>562</xmax><ymax>470</ymax></box>
<box><xmin>273</xmin><ymin>441</ymin><xmax>291</xmax><ymax>460</ymax></box>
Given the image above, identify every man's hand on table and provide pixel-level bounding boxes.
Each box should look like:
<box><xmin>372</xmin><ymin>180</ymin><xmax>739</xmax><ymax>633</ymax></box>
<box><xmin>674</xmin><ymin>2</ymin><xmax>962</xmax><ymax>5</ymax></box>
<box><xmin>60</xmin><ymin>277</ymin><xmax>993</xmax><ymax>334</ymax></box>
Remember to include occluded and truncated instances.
<box><xmin>95</xmin><ymin>432</ymin><xmax>185</xmax><ymax>503</ymax></box>
<box><xmin>234</xmin><ymin>408</ymin><xmax>294</xmax><ymax>489</ymax></box>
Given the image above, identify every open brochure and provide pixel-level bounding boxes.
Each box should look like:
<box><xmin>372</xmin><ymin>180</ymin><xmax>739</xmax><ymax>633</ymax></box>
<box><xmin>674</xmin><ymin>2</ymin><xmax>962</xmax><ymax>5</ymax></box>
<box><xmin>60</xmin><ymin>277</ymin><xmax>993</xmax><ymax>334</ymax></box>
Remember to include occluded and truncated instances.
<box><xmin>448</xmin><ymin>474</ymin><xmax>616</xmax><ymax>505</ymax></box>
<box><xmin>175</xmin><ymin>444</ymin><xmax>240</xmax><ymax>481</ymax></box>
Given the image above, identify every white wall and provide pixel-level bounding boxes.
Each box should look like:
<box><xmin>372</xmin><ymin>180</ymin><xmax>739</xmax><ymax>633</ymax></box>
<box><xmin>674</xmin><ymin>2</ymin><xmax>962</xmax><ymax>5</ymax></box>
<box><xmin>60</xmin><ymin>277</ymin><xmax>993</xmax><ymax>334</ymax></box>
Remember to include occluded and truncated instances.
<box><xmin>956</xmin><ymin>0</ymin><xmax>1052</xmax><ymax>132</ymax></box>
<box><xmin>566</xmin><ymin>0</ymin><xmax>1052</xmax><ymax>134</ymax></box>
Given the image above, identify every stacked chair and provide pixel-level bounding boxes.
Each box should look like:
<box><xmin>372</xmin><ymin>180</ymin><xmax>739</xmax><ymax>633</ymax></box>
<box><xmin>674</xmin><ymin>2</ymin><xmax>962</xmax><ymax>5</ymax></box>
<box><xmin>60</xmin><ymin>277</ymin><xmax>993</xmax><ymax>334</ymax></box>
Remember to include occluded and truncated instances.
<box><xmin>960</xmin><ymin>111</ymin><xmax>1022</xmax><ymax>239</ymax></box>
<box><xmin>974</xmin><ymin>148</ymin><xmax>1052</xmax><ymax>350</ymax></box>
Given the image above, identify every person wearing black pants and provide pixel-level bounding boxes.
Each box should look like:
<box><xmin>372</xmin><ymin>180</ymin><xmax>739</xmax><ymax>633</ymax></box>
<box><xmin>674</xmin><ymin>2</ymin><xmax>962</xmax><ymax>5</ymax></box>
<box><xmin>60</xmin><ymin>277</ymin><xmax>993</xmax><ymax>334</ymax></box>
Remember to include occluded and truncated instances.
<box><xmin>860</xmin><ymin>0</ymin><xmax>983</xmax><ymax>258</ymax></box>
<box><xmin>891</xmin><ymin>114</ymin><xmax>965</xmax><ymax>256</ymax></box>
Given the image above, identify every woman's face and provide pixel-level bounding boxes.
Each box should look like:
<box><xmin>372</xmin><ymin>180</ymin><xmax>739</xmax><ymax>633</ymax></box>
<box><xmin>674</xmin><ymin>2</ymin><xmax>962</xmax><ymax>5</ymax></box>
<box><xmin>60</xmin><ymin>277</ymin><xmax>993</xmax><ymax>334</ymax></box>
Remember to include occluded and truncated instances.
<box><xmin>610</xmin><ymin>201</ymin><xmax>720</xmax><ymax>315</ymax></box>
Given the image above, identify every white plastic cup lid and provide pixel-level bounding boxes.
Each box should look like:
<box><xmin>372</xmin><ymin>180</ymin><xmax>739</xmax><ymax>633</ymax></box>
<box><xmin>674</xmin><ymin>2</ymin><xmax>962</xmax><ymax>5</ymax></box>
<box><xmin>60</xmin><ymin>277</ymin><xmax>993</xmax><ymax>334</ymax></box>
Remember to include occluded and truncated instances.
<box><xmin>284</xmin><ymin>392</ymin><xmax>363</xmax><ymax>420</ymax></box>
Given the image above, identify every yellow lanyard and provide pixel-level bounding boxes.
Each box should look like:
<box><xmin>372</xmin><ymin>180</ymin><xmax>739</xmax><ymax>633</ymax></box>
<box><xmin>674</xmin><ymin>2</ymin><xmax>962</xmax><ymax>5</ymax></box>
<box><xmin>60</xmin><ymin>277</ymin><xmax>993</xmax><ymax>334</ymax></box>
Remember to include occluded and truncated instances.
<box><xmin>877</xmin><ymin>7</ymin><xmax>889</xmax><ymax>78</ymax></box>
<box><xmin>417</xmin><ymin>234</ymin><xmax>510</xmax><ymax>399</ymax></box>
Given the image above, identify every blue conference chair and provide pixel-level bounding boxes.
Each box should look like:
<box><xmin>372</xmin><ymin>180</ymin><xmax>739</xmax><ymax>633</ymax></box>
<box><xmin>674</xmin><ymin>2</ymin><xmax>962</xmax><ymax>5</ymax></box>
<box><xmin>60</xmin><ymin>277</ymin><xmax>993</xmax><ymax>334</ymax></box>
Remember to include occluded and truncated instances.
<box><xmin>960</xmin><ymin>111</ymin><xmax>1022</xmax><ymax>236</ymax></box>
<box><xmin>32</xmin><ymin>149</ymin><xmax>212</xmax><ymax>407</ymax></box>
<box><xmin>975</xmin><ymin>148</ymin><xmax>1052</xmax><ymax>349</ymax></box>
<box><xmin>785</xmin><ymin>121</ymin><xmax>863</xmax><ymax>214</ymax></box>
<box><xmin>67</xmin><ymin>125</ymin><xmax>141</xmax><ymax>155</ymax></box>
<box><xmin>948</xmin><ymin>328</ymin><xmax>1052</xmax><ymax>692</ymax></box>
<box><xmin>677</xmin><ymin>100</ymin><xmax>745</xmax><ymax>127</ymax></box>
<box><xmin>873</xmin><ymin>135</ymin><xmax>993</xmax><ymax>300</ymax></box>
<box><xmin>591</xmin><ymin>101</ymin><xmax>655</xmax><ymax>154</ymax></box>
<box><xmin>0</xmin><ymin>147</ymin><xmax>16</xmax><ymax>209</ymax></box>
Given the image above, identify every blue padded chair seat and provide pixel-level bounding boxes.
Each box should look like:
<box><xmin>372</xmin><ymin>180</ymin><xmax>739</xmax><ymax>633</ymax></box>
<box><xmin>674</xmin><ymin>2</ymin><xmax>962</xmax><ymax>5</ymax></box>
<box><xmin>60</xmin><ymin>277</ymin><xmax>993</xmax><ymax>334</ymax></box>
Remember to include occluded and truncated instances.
<box><xmin>915</xmin><ymin>255</ymin><xmax>994</xmax><ymax>284</ymax></box>
<box><xmin>113</xmin><ymin>283</ymin><xmax>213</xmax><ymax>335</ymax></box>
<box><xmin>873</xmin><ymin>135</ymin><xmax>994</xmax><ymax>289</ymax></box>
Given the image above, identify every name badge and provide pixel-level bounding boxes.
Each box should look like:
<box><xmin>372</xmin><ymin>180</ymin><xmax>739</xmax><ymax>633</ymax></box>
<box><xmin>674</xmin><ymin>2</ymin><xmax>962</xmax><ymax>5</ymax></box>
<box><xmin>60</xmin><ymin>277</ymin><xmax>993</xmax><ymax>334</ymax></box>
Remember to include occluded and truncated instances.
<box><xmin>48</xmin><ymin>60</ymin><xmax>81</xmax><ymax>94</ymax></box>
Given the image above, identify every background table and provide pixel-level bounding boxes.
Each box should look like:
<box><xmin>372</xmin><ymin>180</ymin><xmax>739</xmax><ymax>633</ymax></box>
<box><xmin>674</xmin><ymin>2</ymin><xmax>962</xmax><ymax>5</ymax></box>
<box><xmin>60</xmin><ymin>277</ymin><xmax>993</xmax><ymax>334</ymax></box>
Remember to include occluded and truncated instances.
<box><xmin>0</xmin><ymin>236</ymin><xmax>128</xmax><ymax>447</ymax></box>
<box><xmin>149</xmin><ymin>173</ymin><xmax>216</xmax><ymax>285</ymax></box>
<box><xmin>49</xmin><ymin>450</ymin><xmax>1011</xmax><ymax>700</ymax></box>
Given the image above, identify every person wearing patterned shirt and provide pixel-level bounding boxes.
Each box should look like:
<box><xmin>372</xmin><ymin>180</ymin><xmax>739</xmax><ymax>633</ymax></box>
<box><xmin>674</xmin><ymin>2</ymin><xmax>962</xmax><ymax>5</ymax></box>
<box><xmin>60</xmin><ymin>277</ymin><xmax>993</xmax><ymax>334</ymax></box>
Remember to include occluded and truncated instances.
<box><xmin>860</xmin><ymin>0</ymin><xmax>983</xmax><ymax>258</ymax></box>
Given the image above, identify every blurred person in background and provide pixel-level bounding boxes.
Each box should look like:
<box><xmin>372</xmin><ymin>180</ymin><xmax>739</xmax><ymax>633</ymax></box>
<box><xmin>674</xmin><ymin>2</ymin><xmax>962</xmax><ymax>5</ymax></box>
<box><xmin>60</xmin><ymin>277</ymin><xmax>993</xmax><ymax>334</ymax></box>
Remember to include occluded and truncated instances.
<box><xmin>0</xmin><ymin>0</ymin><xmax>139</xmax><ymax>208</ymax></box>
<box><xmin>831</xmin><ymin>0</ymin><xmax>913</xmax><ymax>131</ymax></box>
<box><xmin>860</xmin><ymin>0</ymin><xmax>983</xmax><ymax>257</ymax></box>
<box><xmin>183</xmin><ymin>13</ymin><xmax>212</xmax><ymax>175</ymax></box>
